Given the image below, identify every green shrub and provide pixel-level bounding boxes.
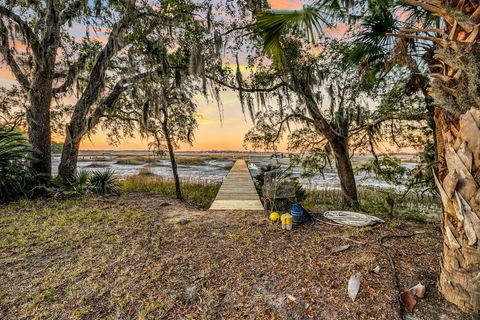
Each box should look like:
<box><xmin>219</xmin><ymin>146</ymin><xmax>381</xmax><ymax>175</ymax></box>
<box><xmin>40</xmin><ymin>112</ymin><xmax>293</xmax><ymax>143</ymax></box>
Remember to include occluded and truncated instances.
<box><xmin>74</xmin><ymin>170</ymin><xmax>90</xmax><ymax>192</ymax></box>
<box><xmin>301</xmin><ymin>186</ymin><xmax>441</xmax><ymax>222</ymax></box>
<box><xmin>0</xmin><ymin>128</ymin><xmax>45</xmax><ymax>203</ymax></box>
<box><xmin>88</xmin><ymin>170</ymin><xmax>119</xmax><ymax>195</ymax></box>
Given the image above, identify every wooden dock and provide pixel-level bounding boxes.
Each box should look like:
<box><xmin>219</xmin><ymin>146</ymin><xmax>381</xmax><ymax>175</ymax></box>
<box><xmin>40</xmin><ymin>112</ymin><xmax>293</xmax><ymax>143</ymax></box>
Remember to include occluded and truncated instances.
<box><xmin>209</xmin><ymin>160</ymin><xmax>264</xmax><ymax>211</ymax></box>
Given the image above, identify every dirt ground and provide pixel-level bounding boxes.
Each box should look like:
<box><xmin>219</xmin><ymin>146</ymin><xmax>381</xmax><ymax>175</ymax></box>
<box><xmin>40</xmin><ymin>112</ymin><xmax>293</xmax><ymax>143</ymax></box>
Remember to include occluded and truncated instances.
<box><xmin>0</xmin><ymin>193</ymin><xmax>469</xmax><ymax>319</ymax></box>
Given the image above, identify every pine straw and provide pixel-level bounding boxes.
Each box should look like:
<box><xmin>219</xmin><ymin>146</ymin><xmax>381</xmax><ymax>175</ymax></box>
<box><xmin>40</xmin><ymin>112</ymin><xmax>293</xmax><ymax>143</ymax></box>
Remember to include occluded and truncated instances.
<box><xmin>0</xmin><ymin>193</ymin><xmax>468</xmax><ymax>319</ymax></box>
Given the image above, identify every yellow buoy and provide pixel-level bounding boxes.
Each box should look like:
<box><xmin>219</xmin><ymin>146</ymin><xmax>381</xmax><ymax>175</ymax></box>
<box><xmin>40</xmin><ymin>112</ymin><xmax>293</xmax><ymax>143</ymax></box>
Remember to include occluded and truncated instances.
<box><xmin>281</xmin><ymin>213</ymin><xmax>293</xmax><ymax>230</ymax></box>
<box><xmin>269</xmin><ymin>211</ymin><xmax>280</xmax><ymax>222</ymax></box>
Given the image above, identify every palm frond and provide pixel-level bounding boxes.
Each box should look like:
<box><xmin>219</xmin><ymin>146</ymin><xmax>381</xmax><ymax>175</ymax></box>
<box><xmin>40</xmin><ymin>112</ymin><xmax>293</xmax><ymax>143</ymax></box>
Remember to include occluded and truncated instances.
<box><xmin>253</xmin><ymin>4</ymin><xmax>333</xmax><ymax>60</ymax></box>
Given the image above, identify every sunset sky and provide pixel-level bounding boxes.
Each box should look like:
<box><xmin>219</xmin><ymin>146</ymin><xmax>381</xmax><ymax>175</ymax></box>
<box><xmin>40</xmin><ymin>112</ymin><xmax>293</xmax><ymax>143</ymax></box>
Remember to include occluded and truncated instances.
<box><xmin>0</xmin><ymin>1</ymin><xmax>318</xmax><ymax>151</ymax></box>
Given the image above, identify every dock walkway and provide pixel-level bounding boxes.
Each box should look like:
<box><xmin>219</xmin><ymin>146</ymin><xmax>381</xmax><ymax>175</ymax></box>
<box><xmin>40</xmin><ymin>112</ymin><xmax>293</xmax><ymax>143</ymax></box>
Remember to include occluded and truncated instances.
<box><xmin>209</xmin><ymin>160</ymin><xmax>263</xmax><ymax>211</ymax></box>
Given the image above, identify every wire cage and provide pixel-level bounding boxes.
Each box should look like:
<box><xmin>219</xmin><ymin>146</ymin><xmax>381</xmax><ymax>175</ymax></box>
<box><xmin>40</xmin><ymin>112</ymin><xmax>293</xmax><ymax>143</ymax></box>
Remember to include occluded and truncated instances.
<box><xmin>262</xmin><ymin>169</ymin><xmax>296</xmax><ymax>215</ymax></box>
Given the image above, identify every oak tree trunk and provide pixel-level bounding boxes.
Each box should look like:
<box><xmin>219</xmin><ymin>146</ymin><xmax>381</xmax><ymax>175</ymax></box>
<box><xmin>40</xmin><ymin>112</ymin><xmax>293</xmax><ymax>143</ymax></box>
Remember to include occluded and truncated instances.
<box><xmin>302</xmin><ymin>88</ymin><xmax>359</xmax><ymax>207</ymax></box>
<box><xmin>58</xmin><ymin>130</ymin><xmax>81</xmax><ymax>184</ymax></box>
<box><xmin>27</xmin><ymin>69</ymin><xmax>53</xmax><ymax>176</ymax></box>
<box><xmin>330</xmin><ymin>136</ymin><xmax>359</xmax><ymax>208</ymax></box>
<box><xmin>161</xmin><ymin>109</ymin><xmax>183</xmax><ymax>201</ymax></box>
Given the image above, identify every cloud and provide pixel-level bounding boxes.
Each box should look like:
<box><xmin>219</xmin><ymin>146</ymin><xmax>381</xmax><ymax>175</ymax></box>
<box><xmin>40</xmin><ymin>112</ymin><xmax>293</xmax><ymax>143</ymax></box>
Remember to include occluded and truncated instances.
<box><xmin>269</xmin><ymin>0</ymin><xmax>304</xmax><ymax>10</ymax></box>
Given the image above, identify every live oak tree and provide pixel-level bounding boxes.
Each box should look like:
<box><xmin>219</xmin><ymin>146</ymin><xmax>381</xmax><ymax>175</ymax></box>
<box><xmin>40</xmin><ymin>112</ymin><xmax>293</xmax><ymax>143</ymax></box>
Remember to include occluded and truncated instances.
<box><xmin>0</xmin><ymin>0</ymin><xmax>210</xmax><ymax>182</ymax></box>
<box><xmin>0</xmin><ymin>0</ymin><xmax>136</xmax><ymax>176</ymax></box>
<box><xmin>244</xmin><ymin>40</ymin><xmax>430</xmax><ymax>207</ymax></box>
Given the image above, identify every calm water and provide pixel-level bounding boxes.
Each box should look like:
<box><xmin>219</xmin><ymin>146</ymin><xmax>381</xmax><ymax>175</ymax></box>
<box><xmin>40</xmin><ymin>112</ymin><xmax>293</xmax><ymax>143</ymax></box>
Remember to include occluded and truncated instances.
<box><xmin>52</xmin><ymin>153</ymin><xmax>418</xmax><ymax>191</ymax></box>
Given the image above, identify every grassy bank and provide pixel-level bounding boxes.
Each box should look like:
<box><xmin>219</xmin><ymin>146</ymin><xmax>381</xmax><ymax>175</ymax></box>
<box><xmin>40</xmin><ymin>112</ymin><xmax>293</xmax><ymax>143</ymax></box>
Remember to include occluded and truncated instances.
<box><xmin>121</xmin><ymin>176</ymin><xmax>220</xmax><ymax>210</ymax></box>
<box><xmin>0</xmin><ymin>192</ymin><xmax>464</xmax><ymax>319</ymax></box>
<box><xmin>302</xmin><ymin>187</ymin><xmax>441</xmax><ymax>222</ymax></box>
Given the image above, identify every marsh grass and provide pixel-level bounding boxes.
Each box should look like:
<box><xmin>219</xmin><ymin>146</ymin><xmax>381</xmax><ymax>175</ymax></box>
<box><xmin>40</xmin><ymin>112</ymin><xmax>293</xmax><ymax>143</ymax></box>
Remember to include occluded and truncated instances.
<box><xmin>121</xmin><ymin>176</ymin><xmax>220</xmax><ymax>209</ymax></box>
<box><xmin>302</xmin><ymin>187</ymin><xmax>440</xmax><ymax>222</ymax></box>
<box><xmin>175</xmin><ymin>157</ymin><xmax>206</xmax><ymax>165</ymax></box>
<box><xmin>85</xmin><ymin>162</ymin><xmax>111</xmax><ymax>168</ymax></box>
<box><xmin>116</xmin><ymin>156</ymin><xmax>157</xmax><ymax>166</ymax></box>
<box><xmin>138</xmin><ymin>167</ymin><xmax>155</xmax><ymax>176</ymax></box>
<box><xmin>78</xmin><ymin>156</ymin><xmax>113</xmax><ymax>163</ymax></box>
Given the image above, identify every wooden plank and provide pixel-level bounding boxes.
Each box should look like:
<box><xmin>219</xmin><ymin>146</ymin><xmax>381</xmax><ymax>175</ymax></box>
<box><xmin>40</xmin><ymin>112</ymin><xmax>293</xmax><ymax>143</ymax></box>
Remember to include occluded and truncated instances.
<box><xmin>209</xmin><ymin>160</ymin><xmax>263</xmax><ymax>211</ymax></box>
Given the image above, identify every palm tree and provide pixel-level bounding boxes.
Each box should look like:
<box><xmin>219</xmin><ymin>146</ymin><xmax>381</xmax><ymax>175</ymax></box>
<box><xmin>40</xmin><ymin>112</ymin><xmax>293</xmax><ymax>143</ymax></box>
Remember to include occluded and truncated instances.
<box><xmin>253</xmin><ymin>0</ymin><xmax>480</xmax><ymax>313</ymax></box>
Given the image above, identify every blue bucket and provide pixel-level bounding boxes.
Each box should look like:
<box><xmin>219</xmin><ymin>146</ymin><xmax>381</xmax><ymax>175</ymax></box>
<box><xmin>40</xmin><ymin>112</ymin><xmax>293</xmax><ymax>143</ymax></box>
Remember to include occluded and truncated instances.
<box><xmin>291</xmin><ymin>203</ymin><xmax>304</xmax><ymax>224</ymax></box>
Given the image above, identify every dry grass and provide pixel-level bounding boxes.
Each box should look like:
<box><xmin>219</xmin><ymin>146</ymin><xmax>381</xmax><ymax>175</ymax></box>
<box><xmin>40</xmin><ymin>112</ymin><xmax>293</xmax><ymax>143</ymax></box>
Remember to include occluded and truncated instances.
<box><xmin>0</xmin><ymin>193</ymin><xmax>466</xmax><ymax>320</ymax></box>
<box><xmin>302</xmin><ymin>187</ymin><xmax>441</xmax><ymax>222</ymax></box>
<box><xmin>121</xmin><ymin>176</ymin><xmax>220</xmax><ymax>210</ymax></box>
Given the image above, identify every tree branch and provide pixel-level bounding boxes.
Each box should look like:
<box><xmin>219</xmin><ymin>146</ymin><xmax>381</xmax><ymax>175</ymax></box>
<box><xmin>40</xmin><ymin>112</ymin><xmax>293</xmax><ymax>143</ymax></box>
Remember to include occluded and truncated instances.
<box><xmin>271</xmin><ymin>113</ymin><xmax>315</xmax><ymax>143</ymax></box>
<box><xmin>0</xmin><ymin>5</ymin><xmax>40</xmax><ymax>57</ymax></box>
<box><xmin>0</xmin><ymin>19</ymin><xmax>30</xmax><ymax>90</ymax></box>
<box><xmin>73</xmin><ymin>3</ymin><xmax>138</xmax><ymax>123</ymax></box>
<box><xmin>84</xmin><ymin>67</ymin><xmax>164</xmax><ymax>132</ymax></box>
<box><xmin>59</xmin><ymin>0</ymin><xmax>85</xmax><ymax>25</ymax></box>
<box><xmin>402</xmin><ymin>0</ymin><xmax>474</xmax><ymax>33</ymax></box>
<box><xmin>387</xmin><ymin>32</ymin><xmax>446</xmax><ymax>46</ymax></box>
<box><xmin>206</xmin><ymin>75</ymin><xmax>286</xmax><ymax>92</ymax></box>
<box><xmin>53</xmin><ymin>51</ymin><xmax>91</xmax><ymax>94</ymax></box>
<box><xmin>349</xmin><ymin>112</ymin><xmax>429</xmax><ymax>137</ymax></box>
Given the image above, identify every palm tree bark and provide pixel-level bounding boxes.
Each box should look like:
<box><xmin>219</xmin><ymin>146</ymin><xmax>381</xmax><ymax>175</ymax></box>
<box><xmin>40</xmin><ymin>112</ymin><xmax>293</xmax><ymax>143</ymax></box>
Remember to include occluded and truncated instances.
<box><xmin>434</xmin><ymin>108</ymin><xmax>480</xmax><ymax>313</ymax></box>
<box><xmin>400</xmin><ymin>0</ymin><xmax>480</xmax><ymax>313</ymax></box>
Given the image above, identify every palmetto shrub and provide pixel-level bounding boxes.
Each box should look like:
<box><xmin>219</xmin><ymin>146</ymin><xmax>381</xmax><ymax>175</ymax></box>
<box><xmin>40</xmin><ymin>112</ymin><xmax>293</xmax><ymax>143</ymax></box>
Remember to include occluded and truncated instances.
<box><xmin>88</xmin><ymin>169</ymin><xmax>119</xmax><ymax>195</ymax></box>
<box><xmin>0</xmin><ymin>128</ymin><xmax>37</xmax><ymax>203</ymax></box>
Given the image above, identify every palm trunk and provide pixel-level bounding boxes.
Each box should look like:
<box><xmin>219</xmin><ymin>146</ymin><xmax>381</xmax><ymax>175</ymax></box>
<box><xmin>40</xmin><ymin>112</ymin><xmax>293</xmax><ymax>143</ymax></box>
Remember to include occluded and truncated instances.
<box><xmin>27</xmin><ymin>69</ymin><xmax>53</xmax><ymax>176</ymax></box>
<box><xmin>330</xmin><ymin>136</ymin><xmax>359</xmax><ymax>208</ymax></box>
<box><xmin>435</xmin><ymin>109</ymin><xmax>480</xmax><ymax>313</ymax></box>
<box><xmin>397</xmin><ymin>0</ymin><xmax>480</xmax><ymax>312</ymax></box>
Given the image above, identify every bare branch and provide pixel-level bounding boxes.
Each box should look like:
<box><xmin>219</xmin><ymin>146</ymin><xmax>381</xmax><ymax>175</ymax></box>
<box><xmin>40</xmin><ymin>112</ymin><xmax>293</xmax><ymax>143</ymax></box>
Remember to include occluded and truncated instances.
<box><xmin>271</xmin><ymin>113</ymin><xmax>315</xmax><ymax>143</ymax></box>
<box><xmin>85</xmin><ymin>67</ymin><xmax>165</xmax><ymax>131</ymax></box>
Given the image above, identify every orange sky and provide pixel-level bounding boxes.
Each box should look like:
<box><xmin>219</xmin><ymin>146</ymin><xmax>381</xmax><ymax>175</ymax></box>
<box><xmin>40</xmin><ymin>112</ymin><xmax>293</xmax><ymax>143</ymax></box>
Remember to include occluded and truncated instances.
<box><xmin>0</xmin><ymin>1</ymin><xmax>327</xmax><ymax>152</ymax></box>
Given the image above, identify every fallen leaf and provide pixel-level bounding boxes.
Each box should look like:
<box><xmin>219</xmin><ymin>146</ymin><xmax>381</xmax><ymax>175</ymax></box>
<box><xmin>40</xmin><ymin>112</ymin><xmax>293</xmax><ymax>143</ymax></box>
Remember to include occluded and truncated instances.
<box><xmin>331</xmin><ymin>244</ymin><xmax>351</xmax><ymax>254</ymax></box>
<box><xmin>348</xmin><ymin>272</ymin><xmax>361</xmax><ymax>302</ymax></box>
<box><xmin>409</xmin><ymin>283</ymin><xmax>426</xmax><ymax>299</ymax></box>
<box><xmin>400</xmin><ymin>290</ymin><xmax>417</xmax><ymax>312</ymax></box>
<box><xmin>371</xmin><ymin>265</ymin><xmax>380</xmax><ymax>274</ymax></box>
<box><xmin>286</xmin><ymin>294</ymin><xmax>297</xmax><ymax>302</ymax></box>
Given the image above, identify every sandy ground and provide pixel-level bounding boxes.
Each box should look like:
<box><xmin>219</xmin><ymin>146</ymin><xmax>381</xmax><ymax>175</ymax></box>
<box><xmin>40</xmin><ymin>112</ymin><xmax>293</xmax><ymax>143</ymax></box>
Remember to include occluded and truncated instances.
<box><xmin>0</xmin><ymin>193</ymin><xmax>468</xmax><ymax>319</ymax></box>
